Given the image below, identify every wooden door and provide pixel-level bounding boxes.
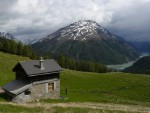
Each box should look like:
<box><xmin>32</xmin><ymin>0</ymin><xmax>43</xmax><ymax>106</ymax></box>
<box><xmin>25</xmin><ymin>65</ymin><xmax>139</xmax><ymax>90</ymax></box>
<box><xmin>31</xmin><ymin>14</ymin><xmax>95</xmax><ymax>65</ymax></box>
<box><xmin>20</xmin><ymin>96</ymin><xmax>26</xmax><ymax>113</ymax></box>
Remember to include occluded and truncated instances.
<box><xmin>48</xmin><ymin>83</ymin><xmax>54</xmax><ymax>92</ymax></box>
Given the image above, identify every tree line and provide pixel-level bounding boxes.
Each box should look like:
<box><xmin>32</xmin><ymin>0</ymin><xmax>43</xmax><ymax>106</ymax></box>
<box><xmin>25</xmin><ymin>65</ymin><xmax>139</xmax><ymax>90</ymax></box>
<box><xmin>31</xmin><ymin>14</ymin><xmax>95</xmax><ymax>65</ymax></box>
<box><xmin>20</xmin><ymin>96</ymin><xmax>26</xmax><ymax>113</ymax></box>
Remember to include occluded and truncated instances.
<box><xmin>0</xmin><ymin>37</ymin><xmax>36</xmax><ymax>59</ymax></box>
<box><xmin>0</xmin><ymin>37</ymin><xmax>109</xmax><ymax>73</ymax></box>
<box><xmin>56</xmin><ymin>54</ymin><xmax>109</xmax><ymax>73</ymax></box>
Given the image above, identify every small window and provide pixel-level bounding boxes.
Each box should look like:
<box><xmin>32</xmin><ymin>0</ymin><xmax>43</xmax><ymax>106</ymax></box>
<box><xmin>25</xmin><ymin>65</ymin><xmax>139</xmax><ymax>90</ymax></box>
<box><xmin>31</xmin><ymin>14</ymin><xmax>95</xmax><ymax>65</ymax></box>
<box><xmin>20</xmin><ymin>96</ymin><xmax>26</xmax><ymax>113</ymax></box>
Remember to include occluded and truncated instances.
<box><xmin>48</xmin><ymin>82</ymin><xmax>54</xmax><ymax>92</ymax></box>
<box><xmin>25</xmin><ymin>90</ymin><xmax>31</xmax><ymax>95</ymax></box>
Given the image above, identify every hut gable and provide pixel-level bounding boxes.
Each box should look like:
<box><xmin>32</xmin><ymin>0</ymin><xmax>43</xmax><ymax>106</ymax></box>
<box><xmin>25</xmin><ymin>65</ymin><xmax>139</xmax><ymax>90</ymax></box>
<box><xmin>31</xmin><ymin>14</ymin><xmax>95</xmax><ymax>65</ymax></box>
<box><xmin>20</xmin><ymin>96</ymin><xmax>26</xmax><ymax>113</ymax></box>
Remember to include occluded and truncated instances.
<box><xmin>2</xmin><ymin>58</ymin><xmax>62</xmax><ymax>103</ymax></box>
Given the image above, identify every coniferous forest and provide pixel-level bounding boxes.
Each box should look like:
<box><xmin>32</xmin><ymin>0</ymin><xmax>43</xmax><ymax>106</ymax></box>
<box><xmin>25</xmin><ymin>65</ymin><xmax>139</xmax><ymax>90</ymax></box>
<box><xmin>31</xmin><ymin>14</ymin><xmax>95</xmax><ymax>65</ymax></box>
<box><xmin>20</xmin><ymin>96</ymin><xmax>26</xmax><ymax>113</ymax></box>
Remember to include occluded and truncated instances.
<box><xmin>56</xmin><ymin>54</ymin><xmax>108</xmax><ymax>73</ymax></box>
<box><xmin>0</xmin><ymin>37</ymin><xmax>36</xmax><ymax>59</ymax></box>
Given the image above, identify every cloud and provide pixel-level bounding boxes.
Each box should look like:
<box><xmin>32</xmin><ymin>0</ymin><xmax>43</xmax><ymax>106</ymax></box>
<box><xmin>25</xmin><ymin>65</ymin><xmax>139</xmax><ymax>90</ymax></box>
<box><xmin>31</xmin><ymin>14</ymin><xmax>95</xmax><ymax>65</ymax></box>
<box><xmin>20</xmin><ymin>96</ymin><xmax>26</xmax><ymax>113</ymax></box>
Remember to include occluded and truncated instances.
<box><xmin>0</xmin><ymin>0</ymin><xmax>150</xmax><ymax>41</ymax></box>
<box><xmin>108</xmin><ymin>0</ymin><xmax>150</xmax><ymax>41</ymax></box>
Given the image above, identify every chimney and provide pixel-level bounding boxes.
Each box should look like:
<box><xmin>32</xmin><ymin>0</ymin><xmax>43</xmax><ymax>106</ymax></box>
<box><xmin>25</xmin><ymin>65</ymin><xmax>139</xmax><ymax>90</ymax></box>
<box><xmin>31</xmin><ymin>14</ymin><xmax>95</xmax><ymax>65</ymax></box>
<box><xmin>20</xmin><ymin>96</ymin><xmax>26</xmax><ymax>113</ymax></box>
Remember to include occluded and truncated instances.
<box><xmin>39</xmin><ymin>57</ymin><xmax>44</xmax><ymax>70</ymax></box>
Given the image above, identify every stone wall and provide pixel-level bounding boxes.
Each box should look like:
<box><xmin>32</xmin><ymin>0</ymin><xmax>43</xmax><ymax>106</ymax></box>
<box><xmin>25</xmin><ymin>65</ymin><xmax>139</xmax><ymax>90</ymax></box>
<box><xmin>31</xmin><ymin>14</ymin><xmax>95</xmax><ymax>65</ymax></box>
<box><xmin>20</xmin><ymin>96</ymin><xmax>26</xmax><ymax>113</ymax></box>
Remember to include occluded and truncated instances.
<box><xmin>30</xmin><ymin>83</ymin><xmax>46</xmax><ymax>100</ymax></box>
<box><xmin>12</xmin><ymin>92</ymin><xmax>32</xmax><ymax>103</ymax></box>
<box><xmin>12</xmin><ymin>79</ymin><xmax>60</xmax><ymax>103</ymax></box>
<box><xmin>30</xmin><ymin>80</ymin><xmax>60</xmax><ymax>100</ymax></box>
<box><xmin>10</xmin><ymin>72</ymin><xmax>60</xmax><ymax>103</ymax></box>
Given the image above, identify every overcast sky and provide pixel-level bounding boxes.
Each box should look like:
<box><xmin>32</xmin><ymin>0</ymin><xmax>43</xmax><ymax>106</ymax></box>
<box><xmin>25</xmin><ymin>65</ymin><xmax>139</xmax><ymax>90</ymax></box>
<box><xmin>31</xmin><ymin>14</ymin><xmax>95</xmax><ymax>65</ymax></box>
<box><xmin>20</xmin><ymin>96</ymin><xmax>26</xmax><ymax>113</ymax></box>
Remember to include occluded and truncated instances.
<box><xmin>0</xmin><ymin>0</ymin><xmax>150</xmax><ymax>41</ymax></box>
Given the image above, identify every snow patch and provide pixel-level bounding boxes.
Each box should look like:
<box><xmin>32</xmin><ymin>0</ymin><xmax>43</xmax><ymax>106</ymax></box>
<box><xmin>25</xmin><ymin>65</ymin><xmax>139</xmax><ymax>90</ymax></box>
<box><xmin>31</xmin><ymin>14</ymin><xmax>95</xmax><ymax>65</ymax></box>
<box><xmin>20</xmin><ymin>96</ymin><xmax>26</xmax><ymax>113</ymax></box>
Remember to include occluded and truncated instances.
<box><xmin>82</xmin><ymin>38</ymin><xmax>86</xmax><ymax>41</ymax></box>
<box><xmin>37</xmin><ymin>20</ymin><xmax>110</xmax><ymax>43</ymax></box>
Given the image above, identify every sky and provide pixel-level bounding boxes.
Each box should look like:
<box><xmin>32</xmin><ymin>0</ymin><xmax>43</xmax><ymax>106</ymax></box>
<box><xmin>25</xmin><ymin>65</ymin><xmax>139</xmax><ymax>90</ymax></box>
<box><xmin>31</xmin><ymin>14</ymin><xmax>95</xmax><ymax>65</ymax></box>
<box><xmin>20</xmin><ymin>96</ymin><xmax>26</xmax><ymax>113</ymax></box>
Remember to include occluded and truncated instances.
<box><xmin>0</xmin><ymin>0</ymin><xmax>150</xmax><ymax>42</ymax></box>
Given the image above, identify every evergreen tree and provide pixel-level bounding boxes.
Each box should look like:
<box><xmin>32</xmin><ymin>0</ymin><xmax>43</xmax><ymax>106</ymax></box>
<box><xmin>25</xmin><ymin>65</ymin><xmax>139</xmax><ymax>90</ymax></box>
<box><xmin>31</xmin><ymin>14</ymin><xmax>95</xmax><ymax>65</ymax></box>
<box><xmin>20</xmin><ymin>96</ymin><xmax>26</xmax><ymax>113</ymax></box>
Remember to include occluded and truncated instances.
<box><xmin>23</xmin><ymin>45</ymin><xmax>30</xmax><ymax>57</ymax></box>
<box><xmin>30</xmin><ymin>51</ymin><xmax>37</xmax><ymax>59</ymax></box>
<box><xmin>3</xmin><ymin>39</ymin><xmax>10</xmax><ymax>53</ymax></box>
<box><xmin>57</xmin><ymin>54</ymin><xmax>65</xmax><ymax>67</ymax></box>
<box><xmin>17</xmin><ymin>42</ymin><xmax>23</xmax><ymax>55</ymax></box>
<box><xmin>0</xmin><ymin>42</ymin><xmax>3</xmax><ymax>50</ymax></box>
<box><xmin>10</xmin><ymin>40</ymin><xmax>17</xmax><ymax>54</ymax></box>
<box><xmin>27</xmin><ymin>45</ymin><xmax>32</xmax><ymax>57</ymax></box>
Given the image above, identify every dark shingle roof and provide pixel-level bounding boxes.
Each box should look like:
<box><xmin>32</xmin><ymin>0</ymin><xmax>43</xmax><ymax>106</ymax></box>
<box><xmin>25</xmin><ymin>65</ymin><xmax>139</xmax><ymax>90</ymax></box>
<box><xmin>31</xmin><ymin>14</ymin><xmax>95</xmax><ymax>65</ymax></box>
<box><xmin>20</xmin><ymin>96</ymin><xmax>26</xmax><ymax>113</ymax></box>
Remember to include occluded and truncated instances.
<box><xmin>14</xmin><ymin>59</ymin><xmax>62</xmax><ymax>77</ymax></box>
<box><xmin>2</xmin><ymin>80</ymin><xmax>31</xmax><ymax>95</ymax></box>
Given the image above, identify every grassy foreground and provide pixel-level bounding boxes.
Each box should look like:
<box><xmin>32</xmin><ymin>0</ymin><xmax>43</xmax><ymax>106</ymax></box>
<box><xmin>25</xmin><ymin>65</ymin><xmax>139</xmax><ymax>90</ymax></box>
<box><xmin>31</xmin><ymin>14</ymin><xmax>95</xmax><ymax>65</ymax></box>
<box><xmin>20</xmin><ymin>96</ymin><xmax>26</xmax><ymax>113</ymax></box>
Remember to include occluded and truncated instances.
<box><xmin>0</xmin><ymin>104</ymin><xmax>139</xmax><ymax>113</ymax></box>
<box><xmin>0</xmin><ymin>51</ymin><xmax>150</xmax><ymax>105</ymax></box>
<box><xmin>56</xmin><ymin>70</ymin><xmax>150</xmax><ymax>106</ymax></box>
<box><xmin>0</xmin><ymin>51</ymin><xmax>150</xmax><ymax>112</ymax></box>
<box><xmin>0</xmin><ymin>104</ymin><xmax>43</xmax><ymax>113</ymax></box>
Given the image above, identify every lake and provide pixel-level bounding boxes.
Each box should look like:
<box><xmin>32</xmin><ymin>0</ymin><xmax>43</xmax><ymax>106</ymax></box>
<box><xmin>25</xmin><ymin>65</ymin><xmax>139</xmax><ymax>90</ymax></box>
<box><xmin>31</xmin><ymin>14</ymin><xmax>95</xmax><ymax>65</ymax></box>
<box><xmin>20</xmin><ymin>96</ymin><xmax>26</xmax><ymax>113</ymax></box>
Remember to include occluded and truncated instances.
<box><xmin>107</xmin><ymin>53</ymin><xmax>150</xmax><ymax>70</ymax></box>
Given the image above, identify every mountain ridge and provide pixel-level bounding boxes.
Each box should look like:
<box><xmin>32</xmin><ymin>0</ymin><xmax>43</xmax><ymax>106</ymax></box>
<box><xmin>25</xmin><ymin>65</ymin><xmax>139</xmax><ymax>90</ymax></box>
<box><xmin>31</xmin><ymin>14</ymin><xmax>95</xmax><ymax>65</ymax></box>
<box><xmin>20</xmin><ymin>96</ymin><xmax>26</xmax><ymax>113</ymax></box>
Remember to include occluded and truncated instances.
<box><xmin>32</xmin><ymin>20</ymin><xmax>139</xmax><ymax>64</ymax></box>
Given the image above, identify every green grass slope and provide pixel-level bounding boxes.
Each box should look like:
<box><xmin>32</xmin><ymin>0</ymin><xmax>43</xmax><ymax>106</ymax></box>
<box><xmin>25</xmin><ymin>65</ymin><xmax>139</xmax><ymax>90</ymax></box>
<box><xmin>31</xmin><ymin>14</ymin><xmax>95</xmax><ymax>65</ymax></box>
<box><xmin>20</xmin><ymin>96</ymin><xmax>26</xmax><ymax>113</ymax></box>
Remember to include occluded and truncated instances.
<box><xmin>0</xmin><ymin>51</ymin><xmax>29</xmax><ymax>86</ymax></box>
<box><xmin>58</xmin><ymin>70</ymin><xmax>150</xmax><ymax>105</ymax></box>
<box><xmin>0</xmin><ymin>51</ymin><xmax>150</xmax><ymax>107</ymax></box>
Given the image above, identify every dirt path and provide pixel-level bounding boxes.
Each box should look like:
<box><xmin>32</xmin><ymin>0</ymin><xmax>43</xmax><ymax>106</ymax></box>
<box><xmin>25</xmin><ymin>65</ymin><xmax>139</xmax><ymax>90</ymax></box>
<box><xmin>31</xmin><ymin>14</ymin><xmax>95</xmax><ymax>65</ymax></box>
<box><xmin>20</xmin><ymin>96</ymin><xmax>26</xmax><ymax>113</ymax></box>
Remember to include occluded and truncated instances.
<box><xmin>0</xmin><ymin>102</ymin><xmax>150</xmax><ymax>113</ymax></box>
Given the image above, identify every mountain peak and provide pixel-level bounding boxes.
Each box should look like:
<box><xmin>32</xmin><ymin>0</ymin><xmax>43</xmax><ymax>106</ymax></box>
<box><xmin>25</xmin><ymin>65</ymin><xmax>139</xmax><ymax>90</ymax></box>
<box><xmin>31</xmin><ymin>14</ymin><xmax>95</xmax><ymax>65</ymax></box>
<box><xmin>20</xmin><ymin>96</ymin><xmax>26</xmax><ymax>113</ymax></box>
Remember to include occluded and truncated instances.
<box><xmin>72</xmin><ymin>20</ymin><xmax>98</xmax><ymax>28</ymax></box>
<box><xmin>38</xmin><ymin>20</ymin><xmax>110</xmax><ymax>43</ymax></box>
<box><xmin>0</xmin><ymin>32</ymin><xmax>15</xmax><ymax>40</ymax></box>
<box><xmin>72</xmin><ymin>20</ymin><xmax>103</xmax><ymax>30</ymax></box>
<box><xmin>59</xmin><ymin>20</ymin><xmax>108</xmax><ymax>41</ymax></box>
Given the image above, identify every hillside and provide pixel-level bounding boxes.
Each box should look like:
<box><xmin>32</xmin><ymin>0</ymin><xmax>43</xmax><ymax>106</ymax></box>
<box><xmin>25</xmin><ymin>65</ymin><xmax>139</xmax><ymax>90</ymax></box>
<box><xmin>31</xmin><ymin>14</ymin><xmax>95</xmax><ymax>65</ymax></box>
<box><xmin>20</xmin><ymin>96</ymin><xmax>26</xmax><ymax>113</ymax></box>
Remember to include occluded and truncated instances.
<box><xmin>59</xmin><ymin>70</ymin><xmax>150</xmax><ymax>105</ymax></box>
<box><xmin>32</xmin><ymin>20</ymin><xmax>138</xmax><ymax>64</ymax></box>
<box><xmin>0</xmin><ymin>52</ymin><xmax>29</xmax><ymax>86</ymax></box>
<box><xmin>0</xmin><ymin>52</ymin><xmax>150</xmax><ymax>106</ymax></box>
<box><xmin>0</xmin><ymin>52</ymin><xmax>150</xmax><ymax>112</ymax></box>
<box><xmin>123</xmin><ymin>55</ymin><xmax>150</xmax><ymax>75</ymax></box>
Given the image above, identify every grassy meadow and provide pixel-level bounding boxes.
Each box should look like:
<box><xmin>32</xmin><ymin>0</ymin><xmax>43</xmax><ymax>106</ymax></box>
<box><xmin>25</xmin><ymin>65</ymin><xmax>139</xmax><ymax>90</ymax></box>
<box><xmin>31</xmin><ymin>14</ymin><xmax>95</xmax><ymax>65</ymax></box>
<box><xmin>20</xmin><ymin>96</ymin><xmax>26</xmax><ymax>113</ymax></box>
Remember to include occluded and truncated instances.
<box><xmin>0</xmin><ymin>51</ymin><xmax>150</xmax><ymax>105</ymax></box>
<box><xmin>47</xmin><ymin>70</ymin><xmax>150</xmax><ymax>106</ymax></box>
<box><xmin>0</xmin><ymin>51</ymin><xmax>150</xmax><ymax>112</ymax></box>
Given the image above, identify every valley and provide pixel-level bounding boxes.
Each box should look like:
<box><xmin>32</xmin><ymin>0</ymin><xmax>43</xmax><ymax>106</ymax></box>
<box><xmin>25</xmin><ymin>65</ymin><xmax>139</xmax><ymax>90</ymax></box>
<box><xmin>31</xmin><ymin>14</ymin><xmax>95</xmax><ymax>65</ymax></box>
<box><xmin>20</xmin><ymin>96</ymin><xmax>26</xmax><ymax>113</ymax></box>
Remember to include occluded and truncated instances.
<box><xmin>107</xmin><ymin>53</ymin><xmax>150</xmax><ymax>70</ymax></box>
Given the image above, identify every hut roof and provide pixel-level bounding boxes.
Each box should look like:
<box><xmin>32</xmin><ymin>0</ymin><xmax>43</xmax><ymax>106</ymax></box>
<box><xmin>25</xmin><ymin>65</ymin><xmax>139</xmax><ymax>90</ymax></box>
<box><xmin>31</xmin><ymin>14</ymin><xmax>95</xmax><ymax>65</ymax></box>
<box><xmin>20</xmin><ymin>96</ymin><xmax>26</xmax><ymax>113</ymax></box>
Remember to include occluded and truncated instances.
<box><xmin>13</xmin><ymin>59</ymin><xmax>62</xmax><ymax>77</ymax></box>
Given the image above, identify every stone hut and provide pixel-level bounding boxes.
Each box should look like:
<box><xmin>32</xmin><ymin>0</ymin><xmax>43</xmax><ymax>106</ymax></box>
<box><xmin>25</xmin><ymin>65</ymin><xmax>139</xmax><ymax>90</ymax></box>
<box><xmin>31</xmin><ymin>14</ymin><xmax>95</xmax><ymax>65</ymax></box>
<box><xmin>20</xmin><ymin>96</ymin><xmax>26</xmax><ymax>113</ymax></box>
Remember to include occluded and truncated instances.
<box><xmin>2</xmin><ymin>58</ymin><xmax>62</xmax><ymax>103</ymax></box>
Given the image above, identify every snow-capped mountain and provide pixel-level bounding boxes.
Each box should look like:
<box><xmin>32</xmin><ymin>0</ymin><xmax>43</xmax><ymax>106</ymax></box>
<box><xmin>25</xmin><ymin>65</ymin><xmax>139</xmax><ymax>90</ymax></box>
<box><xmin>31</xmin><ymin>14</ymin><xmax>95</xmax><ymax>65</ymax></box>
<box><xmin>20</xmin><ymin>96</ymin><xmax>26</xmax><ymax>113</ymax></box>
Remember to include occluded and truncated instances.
<box><xmin>32</xmin><ymin>20</ymin><xmax>139</xmax><ymax>64</ymax></box>
<box><xmin>0</xmin><ymin>32</ymin><xmax>15</xmax><ymax>40</ymax></box>
<box><xmin>55</xmin><ymin>20</ymin><xmax>108</xmax><ymax>41</ymax></box>
<box><xmin>38</xmin><ymin>20</ymin><xmax>117</xmax><ymax>43</ymax></box>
